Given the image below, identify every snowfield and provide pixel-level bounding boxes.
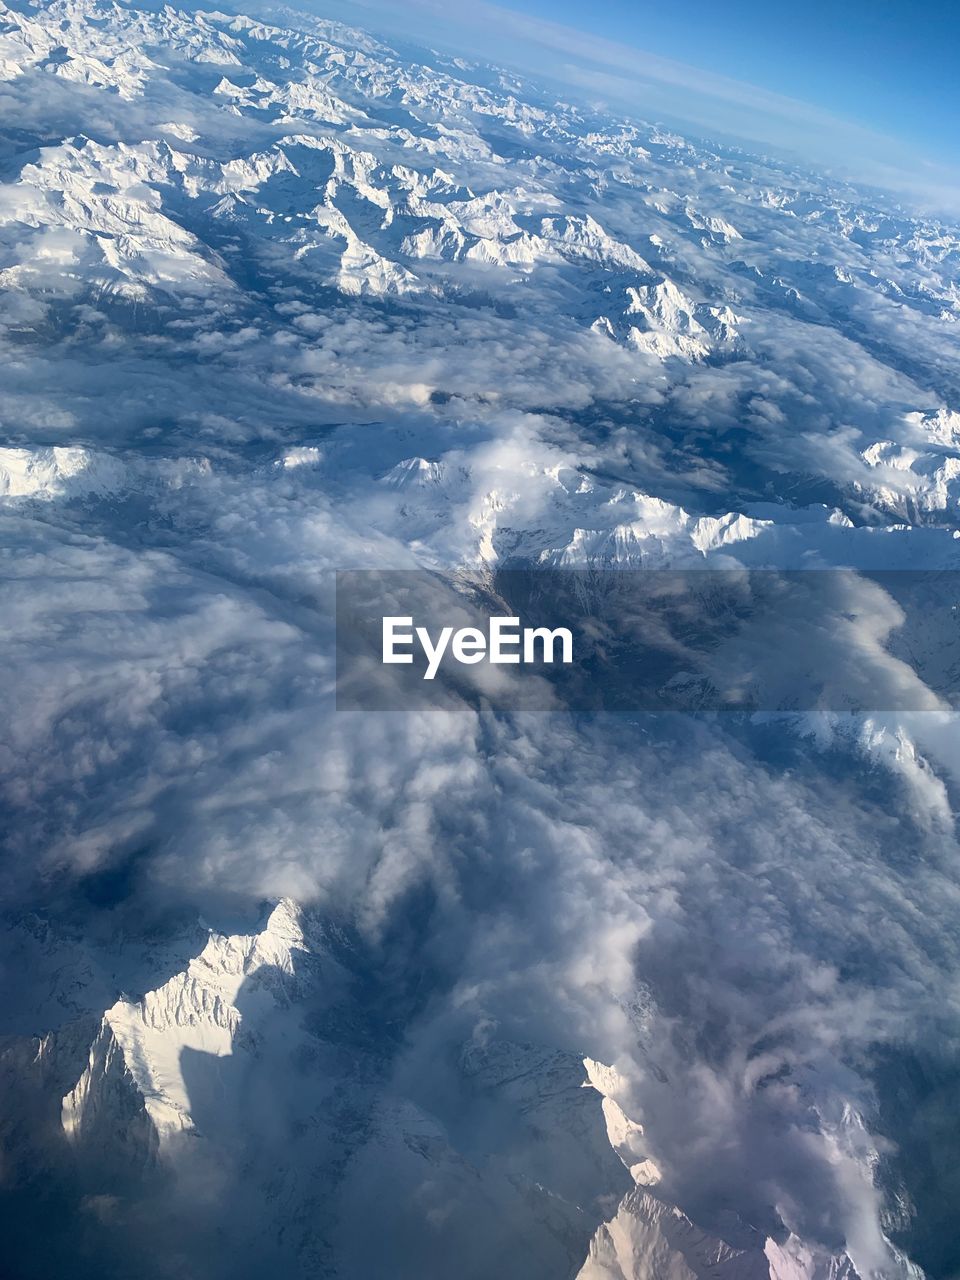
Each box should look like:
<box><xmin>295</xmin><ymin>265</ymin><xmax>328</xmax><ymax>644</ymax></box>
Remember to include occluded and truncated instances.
<box><xmin>1</xmin><ymin>1</ymin><xmax>959</xmax><ymax>1277</ymax></box>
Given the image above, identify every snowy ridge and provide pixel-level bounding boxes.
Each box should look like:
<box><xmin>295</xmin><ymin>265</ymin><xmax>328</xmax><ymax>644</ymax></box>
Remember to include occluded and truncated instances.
<box><xmin>577</xmin><ymin>1060</ymin><xmax>887</xmax><ymax>1280</ymax></box>
<box><xmin>1</xmin><ymin>0</ymin><xmax>959</xmax><ymax>1275</ymax></box>
<box><xmin>35</xmin><ymin>900</ymin><xmax>879</xmax><ymax>1280</ymax></box>
<box><xmin>61</xmin><ymin>900</ymin><xmax>309</xmax><ymax>1150</ymax></box>
<box><xmin>0</xmin><ymin>444</ymin><xmax>210</xmax><ymax>499</ymax></box>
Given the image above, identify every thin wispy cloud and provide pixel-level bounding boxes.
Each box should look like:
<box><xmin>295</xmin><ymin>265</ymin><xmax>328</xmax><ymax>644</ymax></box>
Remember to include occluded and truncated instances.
<box><xmin>296</xmin><ymin>0</ymin><xmax>960</xmax><ymax>208</ymax></box>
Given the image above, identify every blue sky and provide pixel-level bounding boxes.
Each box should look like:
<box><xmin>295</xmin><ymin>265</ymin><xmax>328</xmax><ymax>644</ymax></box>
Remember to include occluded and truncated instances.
<box><xmin>501</xmin><ymin>0</ymin><xmax>959</xmax><ymax>164</ymax></box>
<box><xmin>310</xmin><ymin>0</ymin><xmax>960</xmax><ymax>210</ymax></box>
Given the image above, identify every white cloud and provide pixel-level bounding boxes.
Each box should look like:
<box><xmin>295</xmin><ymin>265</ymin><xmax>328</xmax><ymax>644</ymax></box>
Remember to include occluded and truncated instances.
<box><xmin>1</xmin><ymin>2</ymin><xmax>960</xmax><ymax>1273</ymax></box>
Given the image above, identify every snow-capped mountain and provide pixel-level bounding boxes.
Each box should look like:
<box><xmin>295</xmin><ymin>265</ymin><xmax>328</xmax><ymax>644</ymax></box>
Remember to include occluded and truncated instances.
<box><xmin>1</xmin><ymin>899</ymin><xmax>877</xmax><ymax>1280</ymax></box>
<box><xmin>1</xmin><ymin>1</ymin><xmax>959</xmax><ymax>1277</ymax></box>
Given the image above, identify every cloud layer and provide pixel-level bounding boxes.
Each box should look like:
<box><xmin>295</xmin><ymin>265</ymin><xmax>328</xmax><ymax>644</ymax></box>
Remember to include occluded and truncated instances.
<box><xmin>2</xmin><ymin>1</ymin><xmax>960</xmax><ymax>1275</ymax></box>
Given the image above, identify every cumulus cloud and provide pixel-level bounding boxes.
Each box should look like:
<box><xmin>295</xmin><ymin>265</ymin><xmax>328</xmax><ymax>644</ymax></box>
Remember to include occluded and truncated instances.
<box><xmin>2</xmin><ymin>2</ymin><xmax>960</xmax><ymax>1276</ymax></box>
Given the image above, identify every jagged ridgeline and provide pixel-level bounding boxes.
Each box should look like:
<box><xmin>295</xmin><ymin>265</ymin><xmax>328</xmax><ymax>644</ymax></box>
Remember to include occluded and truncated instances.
<box><xmin>1</xmin><ymin>1</ymin><xmax>958</xmax><ymax>1278</ymax></box>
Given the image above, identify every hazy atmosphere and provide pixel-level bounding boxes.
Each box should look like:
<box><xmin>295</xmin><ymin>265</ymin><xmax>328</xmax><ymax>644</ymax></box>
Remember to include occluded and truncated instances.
<box><xmin>1</xmin><ymin>2</ymin><xmax>959</xmax><ymax>1277</ymax></box>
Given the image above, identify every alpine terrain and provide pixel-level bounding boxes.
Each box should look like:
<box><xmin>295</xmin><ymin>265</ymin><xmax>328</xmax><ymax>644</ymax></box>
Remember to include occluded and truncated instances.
<box><xmin>1</xmin><ymin>2</ymin><xmax>959</xmax><ymax>1277</ymax></box>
